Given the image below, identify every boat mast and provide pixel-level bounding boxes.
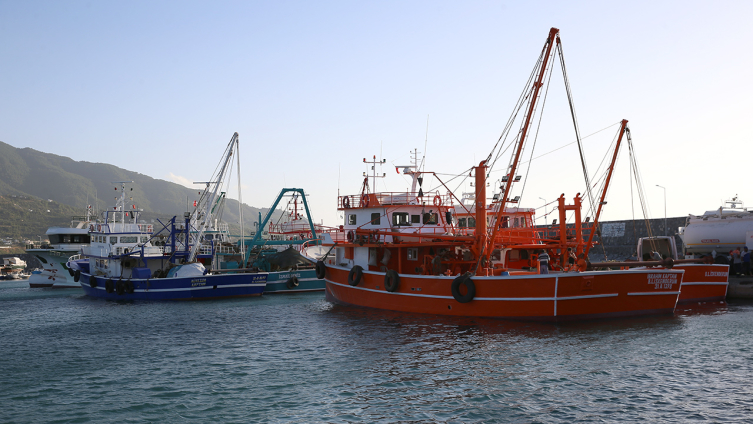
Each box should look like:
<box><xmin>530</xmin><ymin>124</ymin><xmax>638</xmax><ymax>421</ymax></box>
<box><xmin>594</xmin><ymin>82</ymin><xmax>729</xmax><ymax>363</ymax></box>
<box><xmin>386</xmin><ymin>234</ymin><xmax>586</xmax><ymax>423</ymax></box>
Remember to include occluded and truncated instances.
<box><xmin>480</xmin><ymin>27</ymin><xmax>560</xmax><ymax>270</ymax></box>
<box><xmin>583</xmin><ymin>119</ymin><xmax>628</xmax><ymax>257</ymax></box>
<box><xmin>188</xmin><ymin>132</ymin><xmax>239</xmax><ymax>262</ymax></box>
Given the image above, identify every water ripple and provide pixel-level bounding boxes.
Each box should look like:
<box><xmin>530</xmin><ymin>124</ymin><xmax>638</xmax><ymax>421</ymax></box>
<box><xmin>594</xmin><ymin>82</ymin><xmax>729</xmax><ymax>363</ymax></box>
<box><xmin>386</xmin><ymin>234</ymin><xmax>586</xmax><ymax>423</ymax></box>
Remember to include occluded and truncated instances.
<box><xmin>1</xmin><ymin>291</ymin><xmax>752</xmax><ymax>423</ymax></box>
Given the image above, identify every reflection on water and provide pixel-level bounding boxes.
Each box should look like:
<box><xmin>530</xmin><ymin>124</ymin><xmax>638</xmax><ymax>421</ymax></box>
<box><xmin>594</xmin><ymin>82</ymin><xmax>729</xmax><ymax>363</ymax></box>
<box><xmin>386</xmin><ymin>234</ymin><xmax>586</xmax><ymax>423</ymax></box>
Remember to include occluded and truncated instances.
<box><xmin>0</xmin><ymin>288</ymin><xmax>751</xmax><ymax>423</ymax></box>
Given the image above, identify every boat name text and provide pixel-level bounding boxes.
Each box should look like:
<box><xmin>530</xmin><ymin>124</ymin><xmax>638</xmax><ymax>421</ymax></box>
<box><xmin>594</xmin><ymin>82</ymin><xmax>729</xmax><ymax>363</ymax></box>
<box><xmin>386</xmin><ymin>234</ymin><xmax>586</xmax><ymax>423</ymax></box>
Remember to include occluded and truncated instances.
<box><xmin>647</xmin><ymin>273</ymin><xmax>677</xmax><ymax>289</ymax></box>
<box><xmin>191</xmin><ymin>278</ymin><xmax>206</xmax><ymax>287</ymax></box>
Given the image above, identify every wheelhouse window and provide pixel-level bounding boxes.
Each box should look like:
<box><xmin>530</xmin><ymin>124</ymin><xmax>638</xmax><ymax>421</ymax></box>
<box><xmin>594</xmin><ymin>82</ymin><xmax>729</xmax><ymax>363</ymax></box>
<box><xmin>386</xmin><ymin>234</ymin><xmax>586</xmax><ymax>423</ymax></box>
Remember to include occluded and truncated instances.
<box><xmin>411</xmin><ymin>215</ymin><xmax>420</xmax><ymax>224</ymax></box>
<box><xmin>423</xmin><ymin>213</ymin><xmax>438</xmax><ymax>225</ymax></box>
<box><xmin>121</xmin><ymin>236</ymin><xmax>138</xmax><ymax>244</ymax></box>
<box><xmin>392</xmin><ymin>212</ymin><xmax>410</xmax><ymax>226</ymax></box>
<box><xmin>407</xmin><ymin>248</ymin><xmax>418</xmax><ymax>261</ymax></box>
<box><xmin>109</xmin><ymin>237</ymin><xmax>117</xmax><ymax>245</ymax></box>
<box><xmin>370</xmin><ymin>213</ymin><xmax>381</xmax><ymax>226</ymax></box>
<box><xmin>348</xmin><ymin>214</ymin><xmax>357</xmax><ymax>225</ymax></box>
<box><xmin>141</xmin><ymin>236</ymin><xmax>149</xmax><ymax>243</ymax></box>
<box><xmin>468</xmin><ymin>217</ymin><xmax>476</xmax><ymax>228</ymax></box>
<box><xmin>458</xmin><ymin>218</ymin><xmax>467</xmax><ymax>228</ymax></box>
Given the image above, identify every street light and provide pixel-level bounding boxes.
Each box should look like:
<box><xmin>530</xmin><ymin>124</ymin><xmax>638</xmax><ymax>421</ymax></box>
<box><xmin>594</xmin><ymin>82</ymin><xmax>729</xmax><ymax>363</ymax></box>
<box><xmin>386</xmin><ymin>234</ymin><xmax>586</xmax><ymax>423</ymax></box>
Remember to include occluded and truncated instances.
<box><xmin>656</xmin><ymin>185</ymin><xmax>666</xmax><ymax>236</ymax></box>
<box><xmin>539</xmin><ymin>197</ymin><xmax>547</xmax><ymax>226</ymax></box>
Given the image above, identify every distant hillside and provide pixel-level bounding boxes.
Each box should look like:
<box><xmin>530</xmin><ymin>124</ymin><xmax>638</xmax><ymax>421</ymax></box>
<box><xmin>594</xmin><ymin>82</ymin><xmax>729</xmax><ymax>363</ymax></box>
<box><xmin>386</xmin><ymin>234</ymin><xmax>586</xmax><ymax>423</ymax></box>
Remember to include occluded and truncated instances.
<box><xmin>0</xmin><ymin>141</ymin><xmax>277</xmax><ymax>240</ymax></box>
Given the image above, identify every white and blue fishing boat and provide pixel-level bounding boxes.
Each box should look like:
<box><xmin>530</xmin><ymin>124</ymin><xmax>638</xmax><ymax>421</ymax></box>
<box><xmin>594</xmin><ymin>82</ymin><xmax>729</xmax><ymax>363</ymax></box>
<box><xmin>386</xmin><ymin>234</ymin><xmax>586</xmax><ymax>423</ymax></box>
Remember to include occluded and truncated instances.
<box><xmin>244</xmin><ymin>188</ymin><xmax>335</xmax><ymax>293</ymax></box>
<box><xmin>73</xmin><ymin>133</ymin><xmax>267</xmax><ymax>300</ymax></box>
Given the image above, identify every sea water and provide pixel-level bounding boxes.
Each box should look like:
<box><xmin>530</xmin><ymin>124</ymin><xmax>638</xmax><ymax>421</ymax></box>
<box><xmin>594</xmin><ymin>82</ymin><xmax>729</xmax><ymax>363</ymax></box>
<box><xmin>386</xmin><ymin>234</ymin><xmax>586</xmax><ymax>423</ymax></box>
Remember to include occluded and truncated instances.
<box><xmin>1</xmin><ymin>279</ymin><xmax>752</xmax><ymax>423</ymax></box>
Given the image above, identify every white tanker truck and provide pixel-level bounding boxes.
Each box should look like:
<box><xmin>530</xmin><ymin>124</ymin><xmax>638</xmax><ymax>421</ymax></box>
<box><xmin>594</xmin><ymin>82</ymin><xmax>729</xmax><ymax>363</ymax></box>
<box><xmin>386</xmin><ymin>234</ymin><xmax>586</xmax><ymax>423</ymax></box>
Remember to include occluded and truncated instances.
<box><xmin>678</xmin><ymin>196</ymin><xmax>753</xmax><ymax>257</ymax></box>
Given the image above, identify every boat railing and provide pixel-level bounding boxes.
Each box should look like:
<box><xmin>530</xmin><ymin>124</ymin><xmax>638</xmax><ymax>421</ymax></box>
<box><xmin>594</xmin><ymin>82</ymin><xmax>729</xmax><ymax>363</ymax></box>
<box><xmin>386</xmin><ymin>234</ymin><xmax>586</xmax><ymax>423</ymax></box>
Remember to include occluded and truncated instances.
<box><xmin>338</xmin><ymin>191</ymin><xmax>453</xmax><ymax>209</ymax></box>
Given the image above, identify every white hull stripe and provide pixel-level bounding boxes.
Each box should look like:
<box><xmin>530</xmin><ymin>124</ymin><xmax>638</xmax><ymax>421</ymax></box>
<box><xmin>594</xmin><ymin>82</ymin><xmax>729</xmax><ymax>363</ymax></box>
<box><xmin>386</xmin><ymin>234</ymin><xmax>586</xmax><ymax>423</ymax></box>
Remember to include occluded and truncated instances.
<box><xmin>83</xmin><ymin>283</ymin><xmax>266</xmax><ymax>292</ymax></box>
<box><xmin>681</xmin><ymin>282</ymin><xmax>729</xmax><ymax>286</ymax></box>
<box><xmin>326</xmin><ymin>280</ymin><xmax>659</xmax><ymax>302</ymax></box>
<box><xmin>328</xmin><ymin>265</ymin><xmax>684</xmax><ymax>280</ymax></box>
<box><xmin>627</xmin><ymin>291</ymin><xmax>681</xmax><ymax>296</ymax></box>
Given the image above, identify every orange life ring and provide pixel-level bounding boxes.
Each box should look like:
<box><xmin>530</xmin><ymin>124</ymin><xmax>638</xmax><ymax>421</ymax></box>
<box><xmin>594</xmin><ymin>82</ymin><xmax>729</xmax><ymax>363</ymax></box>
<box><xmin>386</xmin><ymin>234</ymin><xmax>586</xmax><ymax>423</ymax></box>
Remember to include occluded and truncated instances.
<box><xmin>347</xmin><ymin>230</ymin><xmax>355</xmax><ymax>243</ymax></box>
<box><xmin>361</xmin><ymin>193</ymin><xmax>370</xmax><ymax>207</ymax></box>
<box><xmin>433</xmin><ymin>195</ymin><xmax>442</xmax><ymax>207</ymax></box>
<box><xmin>89</xmin><ymin>224</ymin><xmax>94</xmax><ymax>231</ymax></box>
<box><xmin>342</xmin><ymin>197</ymin><xmax>351</xmax><ymax>209</ymax></box>
<box><xmin>97</xmin><ymin>224</ymin><xmax>101</xmax><ymax>232</ymax></box>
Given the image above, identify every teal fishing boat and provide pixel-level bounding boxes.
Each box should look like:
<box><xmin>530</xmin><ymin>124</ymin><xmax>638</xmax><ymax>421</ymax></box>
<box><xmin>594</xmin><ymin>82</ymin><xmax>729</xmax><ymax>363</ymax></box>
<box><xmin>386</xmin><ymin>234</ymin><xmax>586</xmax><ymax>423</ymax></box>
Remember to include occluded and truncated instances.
<box><xmin>244</xmin><ymin>188</ymin><xmax>335</xmax><ymax>293</ymax></box>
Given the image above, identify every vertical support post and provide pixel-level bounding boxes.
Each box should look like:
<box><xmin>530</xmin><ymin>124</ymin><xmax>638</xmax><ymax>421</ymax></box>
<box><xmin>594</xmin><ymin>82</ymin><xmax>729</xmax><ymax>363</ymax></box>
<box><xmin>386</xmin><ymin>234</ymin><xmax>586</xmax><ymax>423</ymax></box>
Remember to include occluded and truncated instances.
<box><xmin>558</xmin><ymin>194</ymin><xmax>567</xmax><ymax>269</ymax></box>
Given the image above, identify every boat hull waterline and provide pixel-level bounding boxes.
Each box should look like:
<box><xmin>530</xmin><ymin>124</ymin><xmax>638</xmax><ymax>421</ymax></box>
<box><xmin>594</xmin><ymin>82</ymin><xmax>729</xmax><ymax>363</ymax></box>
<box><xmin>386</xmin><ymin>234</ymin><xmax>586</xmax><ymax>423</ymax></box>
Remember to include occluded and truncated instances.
<box><xmin>264</xmin><ymin>269</ymin><xmax>324</xmax><ymax>293</ymax></box>
<box><xmin>79</xmin><ymin>273</ymin><xmax>267</xmax><ymax>300</ymax></box>
<box><xmin>324</xmin><ymin>266</ymin><xmax>684</xmax><ymax>321</ymax></box>
<box><xmin>673</xmin><ymin>264</ymin><xmax>729</xmax><ymax>303</ymax></box>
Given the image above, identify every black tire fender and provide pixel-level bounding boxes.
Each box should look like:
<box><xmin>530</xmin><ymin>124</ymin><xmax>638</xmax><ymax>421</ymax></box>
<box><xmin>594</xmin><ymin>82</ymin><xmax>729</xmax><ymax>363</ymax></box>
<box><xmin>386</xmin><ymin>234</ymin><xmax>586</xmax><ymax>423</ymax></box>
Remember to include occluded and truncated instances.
<box><xmin>315</xmin><ymin>261</ymin><xmax>326</xmax><ymax>279</ymax></box>
<box><xmin>348</xmin><ymin>265</ymin><xmax>363</xmax><ymax>286</ymax></box>
<box><xmin>126</xmin><ymin>280</ymin><xmax>135</xmax><ymax>294</ymax></box>
<box><xmin>451</xmin><ymin>274</ymin><xmax>476</xmax><ymax>303</ymax></box>
<box><xmin>105</xmin><ymin>279</ymin><xmax>114</xmax><ymax>293</ymax></box>
<box><xmin>384</xmin><ymin>269</ymin><xmax>400</xmax><ymax>292</ymax></box>
<box><xmin>286</xmin><ymin>276</ymin><xmax>299</xmax><ymax>289</ymax></box>
<box><xmin>116</xmin><ymin>280</ymin><xmax>125</xmax><ymax>295</ymax></box>
<box><xmin>74</xmin><ymin>269</ymin><xmax>81</xmax><ymax>283</ymax></box>
<box><xmin>90</xmin><ymin>277</ymin><xmax>98</xmax><ymax>288</ymax></box>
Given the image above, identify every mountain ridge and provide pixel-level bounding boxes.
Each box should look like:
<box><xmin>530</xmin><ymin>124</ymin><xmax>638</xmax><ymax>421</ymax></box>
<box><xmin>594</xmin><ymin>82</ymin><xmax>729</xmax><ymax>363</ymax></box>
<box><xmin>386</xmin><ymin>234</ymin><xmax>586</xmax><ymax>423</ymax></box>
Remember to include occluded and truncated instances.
<box><xmin>0</xmin><ymin>140</ymin><xmax>276</xmax><ymax>240</ymax></box>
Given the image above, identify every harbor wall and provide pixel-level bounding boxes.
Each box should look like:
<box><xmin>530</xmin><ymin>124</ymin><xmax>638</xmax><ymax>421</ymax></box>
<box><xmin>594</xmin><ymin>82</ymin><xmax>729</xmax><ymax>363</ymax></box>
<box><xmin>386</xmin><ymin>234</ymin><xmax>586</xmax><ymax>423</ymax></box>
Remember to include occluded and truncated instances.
<box><xmin>535</xmin><ymin>217</ymin><xmax>688</xmax><ymax>262</ymax></box>
<box><xmin>588</xmin><ymin>216</ymin><xmax>688</xmax><ymax>261</ymax></box>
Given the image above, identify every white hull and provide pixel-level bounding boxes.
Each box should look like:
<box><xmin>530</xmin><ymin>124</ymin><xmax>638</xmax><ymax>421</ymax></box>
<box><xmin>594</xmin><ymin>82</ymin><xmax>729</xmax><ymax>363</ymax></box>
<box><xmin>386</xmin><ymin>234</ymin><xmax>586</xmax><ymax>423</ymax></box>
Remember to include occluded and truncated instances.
<box><xmin>26</xmin><ymin>249</ymin><xmax>83</xmax><ymax>288</ymax></box>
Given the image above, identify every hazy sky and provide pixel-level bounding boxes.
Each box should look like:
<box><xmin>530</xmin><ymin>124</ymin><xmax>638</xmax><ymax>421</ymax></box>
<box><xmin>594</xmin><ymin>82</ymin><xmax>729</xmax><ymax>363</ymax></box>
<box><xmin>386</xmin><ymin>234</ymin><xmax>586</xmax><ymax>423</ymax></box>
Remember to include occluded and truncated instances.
<box><xmin>1</xmin><ymin>1</ymin><xmax>751</xmax><ymax>227</ymax></box>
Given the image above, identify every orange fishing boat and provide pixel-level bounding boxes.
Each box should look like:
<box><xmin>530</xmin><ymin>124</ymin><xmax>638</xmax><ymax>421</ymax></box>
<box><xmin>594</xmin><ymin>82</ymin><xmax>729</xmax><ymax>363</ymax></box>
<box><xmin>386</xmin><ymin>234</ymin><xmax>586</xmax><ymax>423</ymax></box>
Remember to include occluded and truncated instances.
<box><xmin>636</xmin><ymin>236</ymin><xmax>728</xmax><ymax>303</ymax></box>
<box><xmin>314</xmin><ymin>28</ymin><xmax>684</xmax><ymax>320</ymax></box>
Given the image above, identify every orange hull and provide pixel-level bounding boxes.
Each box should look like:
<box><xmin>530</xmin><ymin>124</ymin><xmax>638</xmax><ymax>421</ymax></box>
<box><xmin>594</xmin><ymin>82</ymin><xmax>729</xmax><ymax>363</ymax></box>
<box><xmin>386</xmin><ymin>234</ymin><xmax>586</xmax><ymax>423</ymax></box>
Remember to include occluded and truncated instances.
<box><xmin>673</xmin><ymin>264</ymin><xmax>729</xmax><ymax>303</ymax></box>
<box><xmin>324</xmin><ymin>265</ymin><xmax>683</xmax><ymax>321</ymax></box>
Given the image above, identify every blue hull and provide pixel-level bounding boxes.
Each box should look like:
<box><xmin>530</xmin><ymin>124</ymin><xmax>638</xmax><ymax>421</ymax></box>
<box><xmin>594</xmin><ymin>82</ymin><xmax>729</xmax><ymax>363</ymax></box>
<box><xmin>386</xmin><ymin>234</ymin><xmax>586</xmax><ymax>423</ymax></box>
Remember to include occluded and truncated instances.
<box><xmin>79</xmin><ymin>272</ymin><xmax>267</xmax><ymax>300</ymax></box>
<box><xmin>264</xmin><ymin>269</ymin><xmax>325</xmax><ymax>293</ymax></box>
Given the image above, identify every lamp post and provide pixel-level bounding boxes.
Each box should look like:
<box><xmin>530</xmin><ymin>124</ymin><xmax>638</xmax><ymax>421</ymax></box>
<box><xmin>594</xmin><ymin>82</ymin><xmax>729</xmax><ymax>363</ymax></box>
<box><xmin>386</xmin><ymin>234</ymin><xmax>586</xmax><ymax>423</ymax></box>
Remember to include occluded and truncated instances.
<box><xmin>539</xmin><ymin>197</ymin><xmax>547</xmax><ymax>226</ymax></box>
<box><xmin>656</xmin><ymin>185</ymin><xmax>666</xmax><ymax>236</ymax></box>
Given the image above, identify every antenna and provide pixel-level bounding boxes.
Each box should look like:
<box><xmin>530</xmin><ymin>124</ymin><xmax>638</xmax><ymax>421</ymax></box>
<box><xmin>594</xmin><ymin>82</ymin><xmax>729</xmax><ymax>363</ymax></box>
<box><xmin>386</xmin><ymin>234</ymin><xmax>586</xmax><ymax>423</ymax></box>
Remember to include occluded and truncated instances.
<box><xmin>363</xmin><ymin>155</ymin><xmax>387</xmax><ymax>193</ymax></box>
<box><xmin>422</xmin><ymin>114</ymin><xmax>429</xmax><ymax>173</ymax></box>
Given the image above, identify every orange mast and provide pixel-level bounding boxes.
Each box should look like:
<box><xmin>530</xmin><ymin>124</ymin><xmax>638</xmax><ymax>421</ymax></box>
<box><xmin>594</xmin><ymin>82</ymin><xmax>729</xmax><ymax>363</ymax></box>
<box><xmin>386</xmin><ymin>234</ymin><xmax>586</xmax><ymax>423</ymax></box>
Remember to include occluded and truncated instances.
<box><xmin>480</xmin><ymin>27</ymin><xmax>560</xmax><ymax>271</ymax></box>
<box><xmin>584</xmin><ymin>119</ymin><xmax>628</xmax><ymax>257</ymax></box>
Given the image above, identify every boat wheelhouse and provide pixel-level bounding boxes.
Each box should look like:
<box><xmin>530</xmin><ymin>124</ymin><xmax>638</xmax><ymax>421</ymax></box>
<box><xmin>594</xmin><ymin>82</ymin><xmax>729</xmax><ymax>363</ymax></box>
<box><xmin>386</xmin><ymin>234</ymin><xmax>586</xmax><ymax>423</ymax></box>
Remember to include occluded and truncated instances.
<box><xmin>26</xmin><ymin>213</ymin><xmax>93</xmax><ymax>288</ymax></box>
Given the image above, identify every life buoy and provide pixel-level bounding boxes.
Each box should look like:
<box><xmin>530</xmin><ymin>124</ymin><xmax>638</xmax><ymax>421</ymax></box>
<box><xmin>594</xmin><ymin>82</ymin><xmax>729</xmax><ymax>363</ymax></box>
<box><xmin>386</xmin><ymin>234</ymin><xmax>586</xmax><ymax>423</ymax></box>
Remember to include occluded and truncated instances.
<box><xmin>90</xmin><ymin>277</ymin><xmax>98</xmax><ymax>288</ymax></box>
<box><xmin>348</xmin><ymin>265</ymin><xmax>363</xmax><ymax>286</ymax></box>
<box><xmin>105</xmin><ymin>279</ymin><xmax>114</xmax><ymax>293</ymax></box>
<box><xmin>315</xmin><ymin>261</ymin><xmax>326</xmax><ymax>279</ymax></box>
<box><xmin>89</xmin><ymin>224</ymin><xmax>94</xmax><ymax>231</ymax></box>
<box><xmin>433</xmin><ymin>195</ymin><xmax>442</xmax><ymax>207</ymax></box>
<box><xmin>74</xmin><ymin>269</ymin><xmax>81</xmax><ymax>283</ymax></box>
<box><xmin>451</xmin><ymin>274</ymin><xmax>476</xmax><ymax>303</ymax></box>
<box><xmin>342</xmin><ymin>197</ymin><xmax>351</xmax><ymax>209</ymax></box>
<box><xmin>347</xmin><ymin>230</ymin><xmax>355</xmax><ymax>243</ymax></box>
<box><xmin>384</xmin><ymin>269</ymin><xmax>400</xmax><ymax>292</ymax></box>
<box><xmin>97</xmin><ymin>224</ymin><xmax>101</xmax><ymax>232</ymax></box>
<box><xmin>361</xmin><ymin>193</ymin><xmax>370</xmax><ymax>207</ymax></box>
<box><xmin>126</xmin><ymin>280</ymin><xmax>135</xmax><ymax>294</ymax></box>
<box><xmin>116</xmin><ymin>280</ymin><xmax>125</xmax><ymax>295</ymax></box>
<box><xmin>286</xmin><ymin>276</ymin><xmax>300</xmax><ymax>289</ymax></box>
